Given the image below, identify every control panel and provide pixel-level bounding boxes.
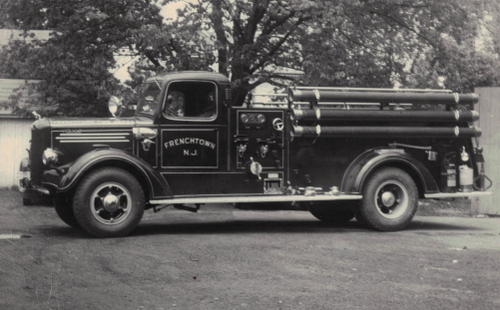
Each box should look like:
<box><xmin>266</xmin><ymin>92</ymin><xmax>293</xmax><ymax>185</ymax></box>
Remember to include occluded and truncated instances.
<box><xmin>235</xmin><ymin>110</ymin><xmax>285</xmax><ymax>170</ymax></box>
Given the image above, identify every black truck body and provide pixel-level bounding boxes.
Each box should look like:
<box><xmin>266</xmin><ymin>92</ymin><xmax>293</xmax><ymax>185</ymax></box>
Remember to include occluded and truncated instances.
<box><xmin>19</xmin><ymin>71</ymin><xmax>492</xmax><ymax>237</ymax></box>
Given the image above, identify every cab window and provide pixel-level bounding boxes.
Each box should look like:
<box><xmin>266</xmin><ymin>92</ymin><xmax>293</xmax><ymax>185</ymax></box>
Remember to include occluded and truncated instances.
<box><xmin>137</xmin><ymin>83</ymin><xmax>161</xmax><ymax>116</ymax></box>
<box><xmin>163</xmin><ymin>82</ymin><xmax>217</xmax><ymax>120</ymax></box>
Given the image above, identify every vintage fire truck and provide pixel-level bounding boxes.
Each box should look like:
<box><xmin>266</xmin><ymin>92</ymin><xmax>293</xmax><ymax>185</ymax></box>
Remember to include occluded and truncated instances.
<box><xmin>19</xmin><ymin>71</ymin><xmax>492</xmax><ymax>237</ymax></box>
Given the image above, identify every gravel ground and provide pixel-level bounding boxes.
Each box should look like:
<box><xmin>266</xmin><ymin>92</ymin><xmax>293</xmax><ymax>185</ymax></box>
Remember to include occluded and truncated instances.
<box><xmin>1</xmin><ymin>190</ymin><xmax>499</xmax><ymax>310</ymax></box>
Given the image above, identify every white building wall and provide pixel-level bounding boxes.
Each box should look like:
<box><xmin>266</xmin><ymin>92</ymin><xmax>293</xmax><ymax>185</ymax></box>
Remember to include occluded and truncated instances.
<box><xmin>0</xmin><ymin>118</ymin><xmax>32</xmax><ymax>188</ymax></box>
<box><xmin>472</xmin><ymin>87</ymin><xmax>500</xmax><ymax>215</ymax></box>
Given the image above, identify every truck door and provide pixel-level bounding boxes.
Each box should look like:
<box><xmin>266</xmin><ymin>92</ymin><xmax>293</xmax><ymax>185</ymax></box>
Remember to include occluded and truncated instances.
<box><xmin>157</xmin><ymin>80</ymin><xmax>229</xmax><ymax>196</ymax></box>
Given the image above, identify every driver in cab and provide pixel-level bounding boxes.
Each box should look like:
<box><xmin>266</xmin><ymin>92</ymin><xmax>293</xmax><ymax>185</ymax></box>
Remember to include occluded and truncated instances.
<box><xmin>164</xmin><ymin>91</ymin><xmax>185</xmax><ymax>117</ymax></box>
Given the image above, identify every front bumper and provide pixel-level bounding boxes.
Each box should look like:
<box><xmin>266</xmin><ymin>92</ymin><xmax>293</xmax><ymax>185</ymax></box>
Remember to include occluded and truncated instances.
<box><xmin>18</xmin><ymin>171</ymin><xmax>31</xmax><ymax>193</ymax></box>
<box><xmin>19</xmin><ymin>157</ymin><xmax>52</xmax><ymax>205</ymax></box>
<box><xmin>18</xmin><ymin>174</ymin><xmax>52</xmax><ymax>205</ymax></box>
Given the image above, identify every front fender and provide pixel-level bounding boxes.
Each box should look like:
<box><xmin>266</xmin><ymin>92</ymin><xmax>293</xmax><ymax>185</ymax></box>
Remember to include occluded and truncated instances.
<box><xmin>42</xmin><ymin>148</ymin><xmax>173</xmax><ymax>200</ymax></box>
<box><xmin>340</xmin><ymin>148</ymin><xmax>439</xmax><ymax>195</ymax></box>
<box><xmin>19</xmin><ymin>157</ymin><xmax>30</xmax><ymax>171</ymax></box>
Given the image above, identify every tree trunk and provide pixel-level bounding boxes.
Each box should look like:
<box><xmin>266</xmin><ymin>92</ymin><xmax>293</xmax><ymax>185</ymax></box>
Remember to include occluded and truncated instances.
<box><xmin>230</xmin><ymin>65</ymin><xmax>253</xmax><ymax>106</ymax></box>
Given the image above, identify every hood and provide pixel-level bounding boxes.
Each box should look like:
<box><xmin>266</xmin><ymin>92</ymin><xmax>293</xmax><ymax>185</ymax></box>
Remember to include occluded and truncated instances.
<box><xmin>31</xmin><ymin>116</ymin><xmax>153</xmax><ymax>130</ymax></box>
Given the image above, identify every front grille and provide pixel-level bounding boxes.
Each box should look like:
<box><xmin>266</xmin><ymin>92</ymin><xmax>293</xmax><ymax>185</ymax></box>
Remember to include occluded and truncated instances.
<box><xmin>30</xmin><ymin>128</ymin><xmax>47</xmax><ymax>186</ymax></box>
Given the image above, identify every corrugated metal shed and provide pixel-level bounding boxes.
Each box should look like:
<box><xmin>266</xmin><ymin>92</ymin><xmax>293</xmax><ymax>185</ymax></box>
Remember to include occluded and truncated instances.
<box><xmin>0</xmin><ymin>30</ymin><xmax>48</xmax><ymax>187</ymax></box>
<box><xmin>0</xmin><ymin>118</ymin><xmax>32</xmax><ymax>189</ymax></box>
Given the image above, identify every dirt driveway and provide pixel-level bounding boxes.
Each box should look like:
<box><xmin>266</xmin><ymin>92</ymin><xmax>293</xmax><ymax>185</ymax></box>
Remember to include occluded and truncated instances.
<box><xmin>1</xmin><ymin>190</ymin><xmax>500</xmax><ymax>310</ymax></box>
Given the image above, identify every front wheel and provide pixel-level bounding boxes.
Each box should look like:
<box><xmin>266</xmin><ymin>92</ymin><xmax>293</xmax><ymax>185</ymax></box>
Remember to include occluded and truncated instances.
<box><xmin>358</xmin><ymin>167</ymin><xmax>418</xmax><ymax>231</ymax></box>
<box><xmin>73</xmin><ymin>167</ymin><xmax>145</xmax><ymax>238</ymax></box>
<box><xmin>54</xmin><ymin>194</ymin><xmax>80</xmax><ymax>228</ymax></box>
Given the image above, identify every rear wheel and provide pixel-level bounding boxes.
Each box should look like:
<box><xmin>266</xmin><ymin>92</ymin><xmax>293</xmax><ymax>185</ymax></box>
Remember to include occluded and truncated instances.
<box><xmin>73</xmin><ymin>167</ymin><xmax>145</xmax><ymax>238</ymax></box>
<box><xmin>54</xmin><ymin>194</ymin><xmax>80</xmax><ymax>228</ymax></box>
<box><xmin>358</xmin><ymin>167</ymin><xmax>418</xmax><ymax>231</ymax></box>
<box><xmin>309</xmin><ymin>202</ymin><xmax>356</xmax><ymax>223</ymax></box>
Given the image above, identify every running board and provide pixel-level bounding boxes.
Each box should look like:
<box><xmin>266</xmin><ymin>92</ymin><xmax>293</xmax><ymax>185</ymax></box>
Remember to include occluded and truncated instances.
<box><xmin>424</xmin><ymin>191</ymin><xmax>492</xmax><ymax>199</ymax></box>
<box><xmin>150</xmin><ymin>194</ymin><xmax>362</xmax><ymax>205</ymax></box>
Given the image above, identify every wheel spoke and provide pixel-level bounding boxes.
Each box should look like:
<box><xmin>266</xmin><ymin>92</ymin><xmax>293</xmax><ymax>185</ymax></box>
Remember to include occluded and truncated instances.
<box><xmin>101</xmin><ymin>186</ymin><xmax>111</xmax><ymax>196</ymax></box>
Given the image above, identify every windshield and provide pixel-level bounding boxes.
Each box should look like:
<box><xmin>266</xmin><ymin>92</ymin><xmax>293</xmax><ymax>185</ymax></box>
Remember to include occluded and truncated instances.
<box><xmin>136</xmin><ymin>82</ymin><xmax>161</xmax><ymax>116</ymax></box>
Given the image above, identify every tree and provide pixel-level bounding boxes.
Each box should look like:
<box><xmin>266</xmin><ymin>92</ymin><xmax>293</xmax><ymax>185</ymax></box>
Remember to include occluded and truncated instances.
<box><xmin>141</xmin><ymin>0</ymin><xmax>321</xmax><ymax>105</ymax></box>
<box><xmin>1</xmin><ymin>0</ymin><xmax>499</xmax><ymax>115</ymax></box>
<box><xmin>298</xmin><ymin>0</ymin><xmax>500</xmax><ymax>91</ymax></box>
<box><xmin>407</xmin><ymin>34</ymin><xmax>500</xmax><ymax>93</ymax></box>
<box><xmin>156</xmin><ymin>0</ymin><xmax>500</xmax><ymax>105</ymax></box>
<box><xmin>0</xmin><ymin>0</ymin><xmax>168</xmax><ymax>116</ymax></box>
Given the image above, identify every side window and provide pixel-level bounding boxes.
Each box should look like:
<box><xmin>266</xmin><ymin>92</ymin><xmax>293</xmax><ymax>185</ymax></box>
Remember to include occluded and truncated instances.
<box><xmin>163</xmin><ymin>82</ymin><xmax>217</xmax><ymax>120</ymax></box>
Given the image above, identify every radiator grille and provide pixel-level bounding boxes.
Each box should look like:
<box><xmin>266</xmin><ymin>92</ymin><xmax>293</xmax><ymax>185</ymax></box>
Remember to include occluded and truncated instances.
<box><xmin>29</xmin><ymin>129</ymin><xmax>46</xmax><ymax>185</ymax></box>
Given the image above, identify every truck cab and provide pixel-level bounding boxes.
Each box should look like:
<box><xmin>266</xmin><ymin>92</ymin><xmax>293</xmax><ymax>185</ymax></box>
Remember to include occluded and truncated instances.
<box><xmin>19</xmin><ymin>71</ymin><xmax>492</xmax><ymax>237</ymax></box>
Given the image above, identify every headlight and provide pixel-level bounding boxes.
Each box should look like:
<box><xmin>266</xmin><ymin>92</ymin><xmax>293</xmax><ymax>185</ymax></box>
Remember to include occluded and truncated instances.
<box><xmin>42</xmin><ymin>148</ymin><xmax>59</xmax><ymax>166</ymax></box>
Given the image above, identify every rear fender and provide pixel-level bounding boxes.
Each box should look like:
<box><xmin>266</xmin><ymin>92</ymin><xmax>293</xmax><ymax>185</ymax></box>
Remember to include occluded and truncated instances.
<box><xmin>43</xmin><ymin>148</ymin><xmax>172</xmax><ymax>200</ymax></box>
<box><xmin>340</xmin><ymin>148</ymin><xmax>439</xmax><ymax>195</ymax></box>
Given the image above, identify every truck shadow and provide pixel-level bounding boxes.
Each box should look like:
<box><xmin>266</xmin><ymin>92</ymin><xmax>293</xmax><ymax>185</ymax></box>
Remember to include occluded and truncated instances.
<box><xmin>133</xmin><ymin>220</ymin><xmax>360</xmax><ymax>236</ymax></box>
<box><xmin>405</xmin><ymin>219</ymin><xmax>489</xmax><ymax>232</ymax></box>
<box><xmin>130</xmin><ymin>218</ymin><xmax>486</xmax><ymax>237</ymax></box>
<box><xmin>36</xmin><ymin>216</ymin><xmax>487</xmax><ymax>239</ymax></box>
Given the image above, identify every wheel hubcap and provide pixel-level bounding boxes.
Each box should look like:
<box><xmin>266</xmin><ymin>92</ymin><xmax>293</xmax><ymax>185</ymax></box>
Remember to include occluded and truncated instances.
<box><xmin>91</xmin><ymin>182</ymin><xmax>132</xmax><ymax>225</ymax></box>
<box><xmin>103</xmin><ymin>194</ymin><xmax>120</xmax><ymax>212</ymax></box>
<box><xmin>375</xmin><ymin>180</ymin><xmax>408</xmax><ymax>219</ymax></box>
<box><xmin>381</xmin><ymin>191</ymin><xmax>396</xmax><ymax>207</ymax></box>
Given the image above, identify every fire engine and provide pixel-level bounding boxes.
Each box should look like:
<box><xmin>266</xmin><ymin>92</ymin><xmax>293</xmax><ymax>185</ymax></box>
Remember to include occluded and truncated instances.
<box><xmin>19</xmin><ymin>71</ymin><xmax>492</xmax><ymax>237</ymax></box>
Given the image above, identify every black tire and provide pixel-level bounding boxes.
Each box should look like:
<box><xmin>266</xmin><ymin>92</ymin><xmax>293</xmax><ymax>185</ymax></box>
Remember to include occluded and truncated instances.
<box><xmin>354</xmin><ymin>212</ymin><xmax>368</xmax><ymax>227</ymax></box>
<box><xmin>54</xmin><ymin>194</ymin><xmax>80</xmax><ymax>228</ymax></box>
<box><xmin>73</xmin><ymin>167</ymin><xmax>145</xmax><ymax>238</ymax></box>
<box><xmin>309</xmin><ymin>201</ymin><xmax>356</xmax><ymax>223</ymax></box>
<box><xmin>23</xmin><ymin>198</ymin><xmax>33</xmax><ymax>206</ymax></box>
<box><xmin>358</xmin><ymin>167</ymin><xmax>418</xmax><ymax>231</ymax></box>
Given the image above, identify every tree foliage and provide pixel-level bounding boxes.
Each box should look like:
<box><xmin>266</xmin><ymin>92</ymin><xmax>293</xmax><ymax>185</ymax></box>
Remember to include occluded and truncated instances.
<box><xmin>157</xmin><ymin>0</ymin><xmax>500</xmax><ymax>104</ymax></box>
<box><xmin>299</xmin><ymin>0</ymin><xmax>500</xmax><ymax>92</ymax></box>
<box><xmin>1</xmin><ymin>0</ymin><xmax>499</xmax><ymax>115</ymax></box>
<box><xmin>0</xmin><ymin>0</ymin><xmax>166</xmax><ymax>116</ymax></box>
